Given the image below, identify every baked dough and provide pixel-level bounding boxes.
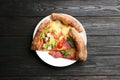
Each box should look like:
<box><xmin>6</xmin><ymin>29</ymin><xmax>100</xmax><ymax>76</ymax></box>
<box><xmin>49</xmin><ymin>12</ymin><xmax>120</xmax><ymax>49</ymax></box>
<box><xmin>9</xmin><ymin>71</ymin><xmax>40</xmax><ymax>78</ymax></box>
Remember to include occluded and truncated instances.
<box><xmin>68</xmin><ymin>28</ymin><xmax>87</xmax><ymax>61</ymax></box>
<box><xmin>31</xmin><ymin>19</ymin><xmax>50</xmax><ymax>50</ymax></box>
<box><xmin>51</xmin><ymin>13</ymin><xmax>83</xmax><ymax>32</ymax></box>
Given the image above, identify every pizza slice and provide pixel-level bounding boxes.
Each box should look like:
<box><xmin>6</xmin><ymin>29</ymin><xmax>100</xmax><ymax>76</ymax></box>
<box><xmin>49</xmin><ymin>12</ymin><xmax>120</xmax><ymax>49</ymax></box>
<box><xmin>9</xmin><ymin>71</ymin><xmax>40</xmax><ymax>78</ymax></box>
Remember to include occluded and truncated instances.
<box><xmin>31</xmin><ymin>19</ymin><xmax>51</xmax><ymax>50</ymax></box>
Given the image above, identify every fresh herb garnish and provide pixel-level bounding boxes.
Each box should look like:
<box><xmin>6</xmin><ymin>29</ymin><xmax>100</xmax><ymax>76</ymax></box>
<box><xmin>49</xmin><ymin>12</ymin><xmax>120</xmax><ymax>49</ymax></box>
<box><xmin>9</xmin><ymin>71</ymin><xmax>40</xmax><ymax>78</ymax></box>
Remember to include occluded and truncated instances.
<box><xmin>67</xmin><ymin>37</ymin><xmax>75</xmax><ymax>48</ymax></box>
<box><xmin>45</xmin><ymin>28</ymin><xmax>51</xmax><ymax>34</ymax></box>
<box><xmin>43</xmin><ymin>35</ymin><xmax>58</xmax><ymax>50</ymax></box>
<box><xmin>40</xmin><ymin>33</ymin><xmax>45</xmax><ymax>39</ymax></box>
<box><xmin>50</xmin><ymin>35</ymin><xmax>58</xmax><ymax>48</ymax></box>
<box><xmin>61</xmin><ymin>50</ymin><xmax>72</xmax><ymax>56</ymax></box>
<box><xmin>40</xmin><ymin>28</ymin><xmax>51</xmax><ymax>39</ymax></box>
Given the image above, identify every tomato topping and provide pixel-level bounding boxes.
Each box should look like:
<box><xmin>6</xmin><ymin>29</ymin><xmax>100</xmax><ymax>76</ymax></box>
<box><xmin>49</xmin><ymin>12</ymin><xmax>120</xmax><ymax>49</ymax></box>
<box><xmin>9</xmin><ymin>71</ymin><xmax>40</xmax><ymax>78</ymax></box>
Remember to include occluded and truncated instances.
<box><xmin>57</xmin><ymin>41</ymin><xmax>63</xmax><ymax>49</ymax></box>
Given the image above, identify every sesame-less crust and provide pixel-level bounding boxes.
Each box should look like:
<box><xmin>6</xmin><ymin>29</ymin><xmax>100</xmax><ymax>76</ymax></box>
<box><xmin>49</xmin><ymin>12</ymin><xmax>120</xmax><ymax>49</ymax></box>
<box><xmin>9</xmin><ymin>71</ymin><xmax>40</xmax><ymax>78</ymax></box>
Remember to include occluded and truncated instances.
<box><xmin>51</xmin><ymin>13</ymin><xmax>83</xmax><ymax>32</ymax></box>
<box><xmin>31</xmin><ymin>19</ymin><xmax>50</xmax><ymax>50</ymax></box>
<box><xmin>68</xmin><ymin>28</ymin><xmax>87</xmax><ymax>61</ymax></box>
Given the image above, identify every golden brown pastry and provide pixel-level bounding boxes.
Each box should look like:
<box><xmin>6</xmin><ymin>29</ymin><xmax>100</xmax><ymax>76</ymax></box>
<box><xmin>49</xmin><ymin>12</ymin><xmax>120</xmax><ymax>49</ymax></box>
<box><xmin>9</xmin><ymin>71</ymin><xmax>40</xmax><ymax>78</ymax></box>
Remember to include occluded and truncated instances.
<box><xmin>68</xmin><ymin>28</ymin><xmax>87</xmax><ymax>61</ymax></box>
<box><xmin>31</xmin><ymin>19</ymin><xmax>50</xmax><ymax>50</ymax></box>
<box><xmin>51</xmin><ymin>13</ymin><xmax>83</xmax><ymax>32</ymax></box>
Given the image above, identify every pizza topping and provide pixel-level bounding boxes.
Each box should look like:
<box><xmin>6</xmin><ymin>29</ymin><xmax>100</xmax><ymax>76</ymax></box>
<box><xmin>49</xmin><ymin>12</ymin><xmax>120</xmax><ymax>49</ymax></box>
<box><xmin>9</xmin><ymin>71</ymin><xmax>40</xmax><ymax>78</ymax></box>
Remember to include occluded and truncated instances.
<box><xmin>48</xmin><ymin>46</ymin><xmax>52</xmax><ymax>50</ymax></box>
<box><xmin>40</xmin><ymin>33</ymin><xmax>45</xmax><ymax>39</ymax></box>
<box><xmin>49</xmin><ymin>50</ymin><xmax>63</xmax><ymax>58</ymax></box>
<box><xmin>49</xmin><ymin>48</ymin><xmax>76</xmax><ymax>60</ymax></box>
<box><xmin>50</xmin><ymin>35</ymin><xmax>58</xmax><ymax>48</ymax></box>
<box><xmin>59</xmin><ymin>36</ymin><xmax>64</xmax><ymax>40</ymax></box>
<box><xmin>67</xmin><ymin>37</ymin><xmax>75</xmax><ymax>48</ymax></box>
<box><xmin>45</xmin><ymin>37</ymin><xmax>49</xmax><ymax>42</ymax></box>
<box><xmin>40</xmin><ymin>28</ymin><xmax>51</xmax><ymax>39</ymax></box>
<box><xmin>61</xmin><ymin>50</ymin><xmax>72</xmax><ymax>56</ymax></box>
<box><xmin>57</xmin><ymin>41</ymin><xmax>63</xmax><ymax>49</ymax></box>
<box><xmin>43</xmin><ymin>35</ymin><xmax>58</xmax><ymax>50</ymax></box>
<box><xmin>51</xmin><ymin>20</ymin><xmax>62</xmax><ymax>33</ymax></box>
<box><xmin>63</xmin><ymin>40</ymin><xmax>71</xmax><ymax>50</ymax></box>
<box><xmin>61</xmin><ymin>26</ymin><xmax>70</xmax><ymax>37</ymax></box>
<box><xmin>47</xmin><ymin>33</ymin><xmax>51</xmax><ymax>37</ymax></box>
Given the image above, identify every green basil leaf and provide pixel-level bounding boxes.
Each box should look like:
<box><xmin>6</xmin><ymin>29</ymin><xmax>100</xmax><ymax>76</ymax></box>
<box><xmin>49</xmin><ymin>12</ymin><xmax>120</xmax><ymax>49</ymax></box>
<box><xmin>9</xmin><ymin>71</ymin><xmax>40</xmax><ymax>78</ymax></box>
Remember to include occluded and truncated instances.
<box><xmin>45</xmin><ymin>28</ymin><xmax>51</xmax><ymax>33</ymax></box>
<box><xmin>40</xmin><ymin>28</ymin><xmax>51</xmax><ymax>39</ymax></box>
<box><xmin>61</xmin><ymin>50</ymin><xmax>72</xmax><ymax>56</ymax></box>
<box><xmin>40</xmin><ymin>33</ymin><xmax>45</xmax><ymax>39</ymax></box>
<box><xmin>67</xmin><ymin>37</ymin><xmax>75</xmax><ymax>48</ymax></box>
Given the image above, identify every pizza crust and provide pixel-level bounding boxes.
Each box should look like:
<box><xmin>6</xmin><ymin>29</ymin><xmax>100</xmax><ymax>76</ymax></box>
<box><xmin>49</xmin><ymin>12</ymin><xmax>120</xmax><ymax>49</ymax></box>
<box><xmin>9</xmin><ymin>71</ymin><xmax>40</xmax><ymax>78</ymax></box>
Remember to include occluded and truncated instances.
<box><xmin>51</xmin><ymin>13</ymin><xmax>83</xmax><ymax>32</ymax></box>
<box><xmin>31</xmin><ymin>19</ymin><xmax>50</xmax><ymax>50</ymax></box>
<box><xmin>68</xmin><ymin>28</ymin><xmax>87</xmax><ymax>61</ymax></box>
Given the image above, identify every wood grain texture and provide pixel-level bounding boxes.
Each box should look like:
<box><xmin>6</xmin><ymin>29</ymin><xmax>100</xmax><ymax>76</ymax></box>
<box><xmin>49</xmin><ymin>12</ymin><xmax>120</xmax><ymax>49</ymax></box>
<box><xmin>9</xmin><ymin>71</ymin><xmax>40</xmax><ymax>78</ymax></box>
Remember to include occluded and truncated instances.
<box><xmin>0</xmin><ymin>36</ymin><xmax>120</xmax><ymax>56</ymax></box>
<box><xmin>0</xmin><ymin>17</ymin><xmax>120</xmax><ymax>36</ymax></box>
<box><xmin>0</xmin><ymin>0</ymin><xmax>120</xmax><ymax>16</ymax></box>
<box><xmin>0</xmin><ymin>17</ymin><xmax>120</xmax><ymax>78</ymax></box>
<box><xmin>0</xmin><ymin>76</ymin><xmax>120</xmax><ymax>80</ymax></box>
<box><xmin>0</xmin><ymin>55</ymin><xmax>120</xmax><ymax>76</ymax></box>
<box><xmin>0</xmin><ymin>0</ymin><xmax>120</xmax><ymax>79</ymax></box>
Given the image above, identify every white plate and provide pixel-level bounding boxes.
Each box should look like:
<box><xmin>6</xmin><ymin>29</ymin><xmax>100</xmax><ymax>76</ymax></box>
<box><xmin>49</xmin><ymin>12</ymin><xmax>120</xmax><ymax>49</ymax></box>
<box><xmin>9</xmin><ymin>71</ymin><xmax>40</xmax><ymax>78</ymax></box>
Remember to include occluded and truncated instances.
<box><xmin>33</xmin><ymin>13</ymin><xmax>87</xmax><ymax>67</ymax></box>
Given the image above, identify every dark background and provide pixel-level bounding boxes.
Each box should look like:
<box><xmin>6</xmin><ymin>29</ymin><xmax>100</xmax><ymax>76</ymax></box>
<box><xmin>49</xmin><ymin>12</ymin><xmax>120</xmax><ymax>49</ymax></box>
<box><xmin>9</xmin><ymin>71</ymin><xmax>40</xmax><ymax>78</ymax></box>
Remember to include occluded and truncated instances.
<box><xmin>0</xmin><ymin>0</ymin><xmax>120</xmax><ymax>80</ymax></box>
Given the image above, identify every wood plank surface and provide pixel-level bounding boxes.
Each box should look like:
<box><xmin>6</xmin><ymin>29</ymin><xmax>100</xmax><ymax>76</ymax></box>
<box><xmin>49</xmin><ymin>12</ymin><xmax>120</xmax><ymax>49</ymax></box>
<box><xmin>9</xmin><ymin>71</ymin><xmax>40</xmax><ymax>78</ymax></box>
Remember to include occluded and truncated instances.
<box><xmin>0</xmin><ymin>35</ymin><xmax>120</xmax><ymax>55</ymax></box>
<box><xmin>0</xmin><ymin>55</ymin><xmax>120</xmax><ymax>76</ymax></box>
<box><xmin>0</xmin><ymin>17</ymin><xmax>120</xmax><ymax>78</ymax></box>
<box><xmin>0</xmin><ymin>17</ymin><xmax>120</xmax><ymax>36</ymax></box>
<box><xmin>0</xmin><ymin>0</ymin><xmax>120</xmax><ymax>80</ymax></box>
<box><xmin>0</xmin><ymin>0</ymin><xmax>120</xmax><ymax>16</ymax></box>
<box><xmin>0</xmin><ymin>76</ymin><xmax>120</xmax><ymax>80</ymax></box>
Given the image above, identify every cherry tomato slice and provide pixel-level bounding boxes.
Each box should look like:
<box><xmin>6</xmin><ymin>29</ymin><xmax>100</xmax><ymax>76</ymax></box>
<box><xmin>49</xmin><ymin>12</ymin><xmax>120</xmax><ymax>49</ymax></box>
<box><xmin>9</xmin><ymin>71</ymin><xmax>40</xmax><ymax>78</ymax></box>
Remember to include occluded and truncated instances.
<box><xmin>57</xmin><ymin>41</ymin><xmax>63</xmax><ymax>49</ymax></box>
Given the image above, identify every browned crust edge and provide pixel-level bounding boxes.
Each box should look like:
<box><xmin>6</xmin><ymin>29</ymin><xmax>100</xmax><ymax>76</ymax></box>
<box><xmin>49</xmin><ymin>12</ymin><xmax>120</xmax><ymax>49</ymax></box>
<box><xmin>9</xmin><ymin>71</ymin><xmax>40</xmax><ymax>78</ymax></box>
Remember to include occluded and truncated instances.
<box><xmin>51</xmin><ymin>13</ymin><xmax>83</xmax><ymax>32</ymax></box>
<box><xmin>31</xmin><ymin>19</ymin><xmax>50</xmax><ymax>50</ymax></box>
<box><xmin>68</xmin><ymin>28</ymin><xmax>87</xmax><ymax>61</ymax></box>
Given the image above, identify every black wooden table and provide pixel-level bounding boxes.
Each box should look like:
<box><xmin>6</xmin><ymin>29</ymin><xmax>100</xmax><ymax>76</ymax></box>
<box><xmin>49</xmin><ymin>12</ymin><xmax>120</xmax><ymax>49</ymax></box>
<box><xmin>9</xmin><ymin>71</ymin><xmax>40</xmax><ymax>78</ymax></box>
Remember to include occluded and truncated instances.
<box><xmin>0</xmin><ymin>0</ymin><xmax>120</xmax><ymax>80</ymax></box>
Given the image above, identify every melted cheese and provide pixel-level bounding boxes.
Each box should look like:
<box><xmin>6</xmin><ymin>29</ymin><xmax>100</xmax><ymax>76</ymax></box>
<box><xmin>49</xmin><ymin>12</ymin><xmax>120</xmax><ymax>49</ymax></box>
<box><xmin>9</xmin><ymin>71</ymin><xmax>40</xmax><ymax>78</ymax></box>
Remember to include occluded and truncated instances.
<box><xmin>51</xmin><ymin>20</ymin><xmax>70</xmax><ymax>38</ymax></box>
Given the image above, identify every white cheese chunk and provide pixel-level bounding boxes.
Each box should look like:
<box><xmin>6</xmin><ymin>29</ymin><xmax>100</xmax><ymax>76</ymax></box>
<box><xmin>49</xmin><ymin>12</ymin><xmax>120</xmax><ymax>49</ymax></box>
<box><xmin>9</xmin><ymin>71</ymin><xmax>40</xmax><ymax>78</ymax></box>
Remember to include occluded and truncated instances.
<box><xmin>48</xmin><ymin>46</ymin><xmax>52</xmax><ymax>50</ymax></box>
<box><xmin>47</xmin><ymin>33</ymin><xmax>51</xmax><ymax>37</ymax></box>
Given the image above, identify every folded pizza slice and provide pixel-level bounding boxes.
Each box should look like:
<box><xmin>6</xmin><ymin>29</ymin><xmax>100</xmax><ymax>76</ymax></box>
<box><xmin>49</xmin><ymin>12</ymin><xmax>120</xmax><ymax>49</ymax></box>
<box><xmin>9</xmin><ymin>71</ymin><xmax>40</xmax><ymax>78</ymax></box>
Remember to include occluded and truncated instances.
<box><xmin>31</xmin><ymin>19</ymin><xmax>51</xmax><ymax>50</ymax></box>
